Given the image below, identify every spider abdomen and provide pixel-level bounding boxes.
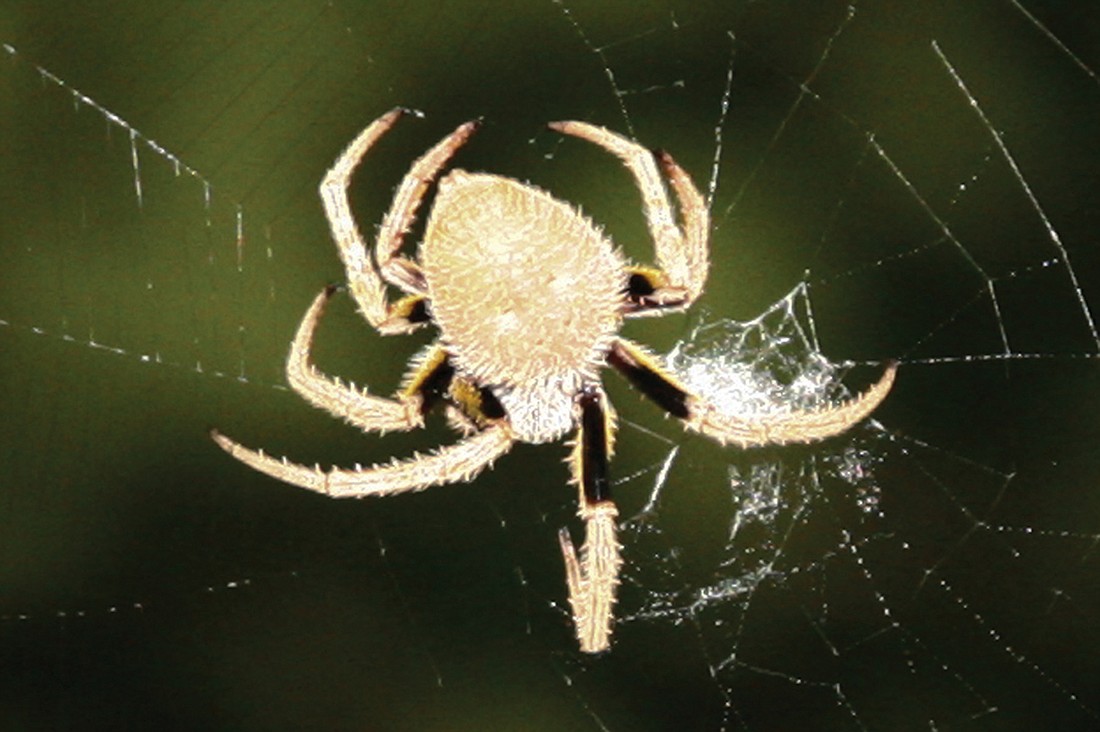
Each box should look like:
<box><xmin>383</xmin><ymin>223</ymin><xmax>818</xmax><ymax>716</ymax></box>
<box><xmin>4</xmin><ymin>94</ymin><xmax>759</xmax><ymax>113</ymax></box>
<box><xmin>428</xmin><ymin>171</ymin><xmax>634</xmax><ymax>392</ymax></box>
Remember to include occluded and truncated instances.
<box><xmin>421</xmin><ymin>170</ymin><xmax>627</xmax><ymax>390</ymax></box>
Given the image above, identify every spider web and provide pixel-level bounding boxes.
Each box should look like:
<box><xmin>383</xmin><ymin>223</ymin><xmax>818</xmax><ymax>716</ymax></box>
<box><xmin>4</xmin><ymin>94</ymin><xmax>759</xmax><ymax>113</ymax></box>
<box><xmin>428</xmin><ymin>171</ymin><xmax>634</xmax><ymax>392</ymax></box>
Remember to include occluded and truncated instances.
<box><xmin>2</xmin><ymin>1</ymin><xmax>1099</xmax><ymax>730</ymax></box>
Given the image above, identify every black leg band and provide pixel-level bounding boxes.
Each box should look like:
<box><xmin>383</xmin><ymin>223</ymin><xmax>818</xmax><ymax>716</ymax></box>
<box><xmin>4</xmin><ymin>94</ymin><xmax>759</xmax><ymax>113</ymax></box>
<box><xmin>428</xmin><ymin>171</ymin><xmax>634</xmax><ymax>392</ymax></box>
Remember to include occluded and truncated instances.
<box><xmin>578</xmin><ymin>386</ymin><xmax>612</xmax><ymax>505</ymax></box>
<box><xmin>608</xmin><ymin>341</ymin><xmax>690</xmax><ymax>419</ymax></box>
<box><xmin>623</xmin><ymin>267</ymin><xmax>688</xmax><ymax>313</ymax></box>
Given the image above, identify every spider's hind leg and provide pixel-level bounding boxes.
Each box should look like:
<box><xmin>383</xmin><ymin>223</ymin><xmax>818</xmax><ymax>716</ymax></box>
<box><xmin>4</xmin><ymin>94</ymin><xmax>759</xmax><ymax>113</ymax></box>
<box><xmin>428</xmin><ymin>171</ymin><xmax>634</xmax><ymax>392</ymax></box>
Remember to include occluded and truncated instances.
<box><xmin>608</xmin><ymin>337</ymin><xmax>896</xmax><ymax>448</ymax></box>
<box><xmin>559</xmin><ymin>386</ymin><xmax>622</xmax><ymax>654</ymax></box>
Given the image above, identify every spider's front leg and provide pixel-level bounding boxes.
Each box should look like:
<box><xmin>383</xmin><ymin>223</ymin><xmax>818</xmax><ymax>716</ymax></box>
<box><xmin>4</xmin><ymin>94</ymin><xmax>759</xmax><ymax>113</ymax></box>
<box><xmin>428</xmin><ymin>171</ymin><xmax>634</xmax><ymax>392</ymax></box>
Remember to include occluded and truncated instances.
<box><xmin>558</xmin><ymin>386</ymin><xmax>623</xmax><ymax>654</ymax></box>
<box><xmin>549</xmin><ymin>121</ymin><xmax>709</xmax><ymax>314</ymax></box>
<box><xmin>320</xmin><ymin>109</ymin><xmax>420</xmax><ymax>335</ymax></box>
<box><xmin>609</xmin><ymin>338</ymin><xmax>897</xmax><ymax>448</ymax></box>
<box><xmin>319</xmin><ymin>109</ymin><xmax>480</xmax><ymax>336</ymax></box>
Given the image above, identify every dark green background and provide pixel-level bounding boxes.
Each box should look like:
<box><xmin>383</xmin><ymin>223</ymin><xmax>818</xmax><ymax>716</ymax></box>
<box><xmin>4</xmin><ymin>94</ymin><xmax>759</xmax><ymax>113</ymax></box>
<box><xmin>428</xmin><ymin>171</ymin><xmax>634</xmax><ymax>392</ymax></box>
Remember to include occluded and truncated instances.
<box><xmin>2</xmin><ymin>1</ymin><xmax>1099</xmax><ymax>730</ymax></box>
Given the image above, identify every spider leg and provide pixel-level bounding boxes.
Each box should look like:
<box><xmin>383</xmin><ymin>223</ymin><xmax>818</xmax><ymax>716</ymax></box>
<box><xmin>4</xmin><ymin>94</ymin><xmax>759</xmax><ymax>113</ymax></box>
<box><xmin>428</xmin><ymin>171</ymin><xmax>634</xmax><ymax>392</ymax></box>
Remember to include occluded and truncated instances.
<box><xmin>548</xmin><ymin>121</ymin><xmax>709</xmax><ymax>314</ymax></box>
<box><xmin>211</xmin><ymin>423</ymin><xmax>514</xmax><ymax>498</ymax></box>
<box><xmin>285</xmin><ymin>286</ymin><xmax>440</xmax><ymax>434</ymax></box>
<box><xmin>214</xmin><ymin>284</ymin><xmax>465</xmax><ymax>476</ymax></box>
<box><xmin>609</xmin><ymin>338</ymin><xmax>897</xmax><ymax>448</ymax></box>
<box><xmin>558</xmin><ymin>386</ymin><xmax>622</xmax><ymax>654</ymax></box>
<box><xmin>319</xmin><ymin>108</ymin><xmax>433</xmax><ymax>335</ymax></box>
<box><xmin>375</xmin><ymin>118</ymin><xmax>481</xmax><ymax>294</ymax></box>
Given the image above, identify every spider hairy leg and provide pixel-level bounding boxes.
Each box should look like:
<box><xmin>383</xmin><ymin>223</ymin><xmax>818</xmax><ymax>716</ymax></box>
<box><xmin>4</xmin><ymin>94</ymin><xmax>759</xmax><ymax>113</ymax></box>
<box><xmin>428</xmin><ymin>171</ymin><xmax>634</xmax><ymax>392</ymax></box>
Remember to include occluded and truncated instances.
<box><xmin>375</xmin><ymin>118</ymin><xmax>482</xmax><ymax>293</ymax></box>
<box><xmin>609</xmin><ymin>338</ymin><xmax>897</xmax><ymax>448</ymax></box>
<box><xmin>320</xmin><ymin>109</ymin><xmax>403</xmax><ymax>331</ymax></box>
<box><xmin>211</xmin><ymin>424</ymin><xmax>514</xmax><ymax>498</ymax></box>
<box><xmin>319</xmin><ymin>108</ymin><xmax>430</xmax><ymax>335</ymax></box>
<box><xmin>559</xmin><ymin>386</ymin><xmax>622</xmax><ymax>654</ymax></box>
<box><xmin>548</xmin><ymin>121</ymin><xmax>708</xmax><ymax>312</ymax></box>
<box><xmin>654</xmin><ymin>149</ymin><xmax>709</xmax><ymax>303</ymax></box>
<box><xmin>286</xmin><ymin>286</ymin><xmax>427</xmax><ymax>434</ymax></box>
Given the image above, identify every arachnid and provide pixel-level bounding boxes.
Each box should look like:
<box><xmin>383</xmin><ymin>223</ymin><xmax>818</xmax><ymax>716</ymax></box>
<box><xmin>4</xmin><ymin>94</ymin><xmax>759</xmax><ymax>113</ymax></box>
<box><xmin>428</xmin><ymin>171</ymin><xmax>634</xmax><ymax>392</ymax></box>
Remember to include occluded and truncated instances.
<box><xmin>211</xmin><ymin>108</ymin><xmax>896</xmax><ymax>653</ymax></box>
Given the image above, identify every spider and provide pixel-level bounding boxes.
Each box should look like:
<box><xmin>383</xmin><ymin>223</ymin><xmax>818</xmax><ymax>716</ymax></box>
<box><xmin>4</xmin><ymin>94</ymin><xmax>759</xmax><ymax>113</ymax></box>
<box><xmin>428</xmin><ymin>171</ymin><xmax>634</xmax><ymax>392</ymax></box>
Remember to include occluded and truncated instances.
<box><xmin>211</xmin><ymin>108</ymin><xmax>896</xmax><ymax>654</ymax></box>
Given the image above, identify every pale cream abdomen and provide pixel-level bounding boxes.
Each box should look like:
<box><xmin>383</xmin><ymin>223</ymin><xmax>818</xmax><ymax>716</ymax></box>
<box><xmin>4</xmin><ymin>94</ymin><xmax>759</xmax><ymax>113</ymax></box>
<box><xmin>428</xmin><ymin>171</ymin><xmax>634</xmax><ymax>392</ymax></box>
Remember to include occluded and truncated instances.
<box><xmin>420</xmin><ymin>170</ymin><xmax>626</xmax><ymax>388</ymax></box>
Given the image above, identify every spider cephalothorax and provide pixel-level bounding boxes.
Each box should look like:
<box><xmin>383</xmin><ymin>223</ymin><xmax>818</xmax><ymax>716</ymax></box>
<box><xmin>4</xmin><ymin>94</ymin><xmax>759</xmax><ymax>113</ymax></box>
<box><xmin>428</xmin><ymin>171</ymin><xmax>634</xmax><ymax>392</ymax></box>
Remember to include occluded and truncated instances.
<box><xmin>212</xmin><ymin>109</ymin><xmax>896</xmax><ymax>653</ymax></box>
